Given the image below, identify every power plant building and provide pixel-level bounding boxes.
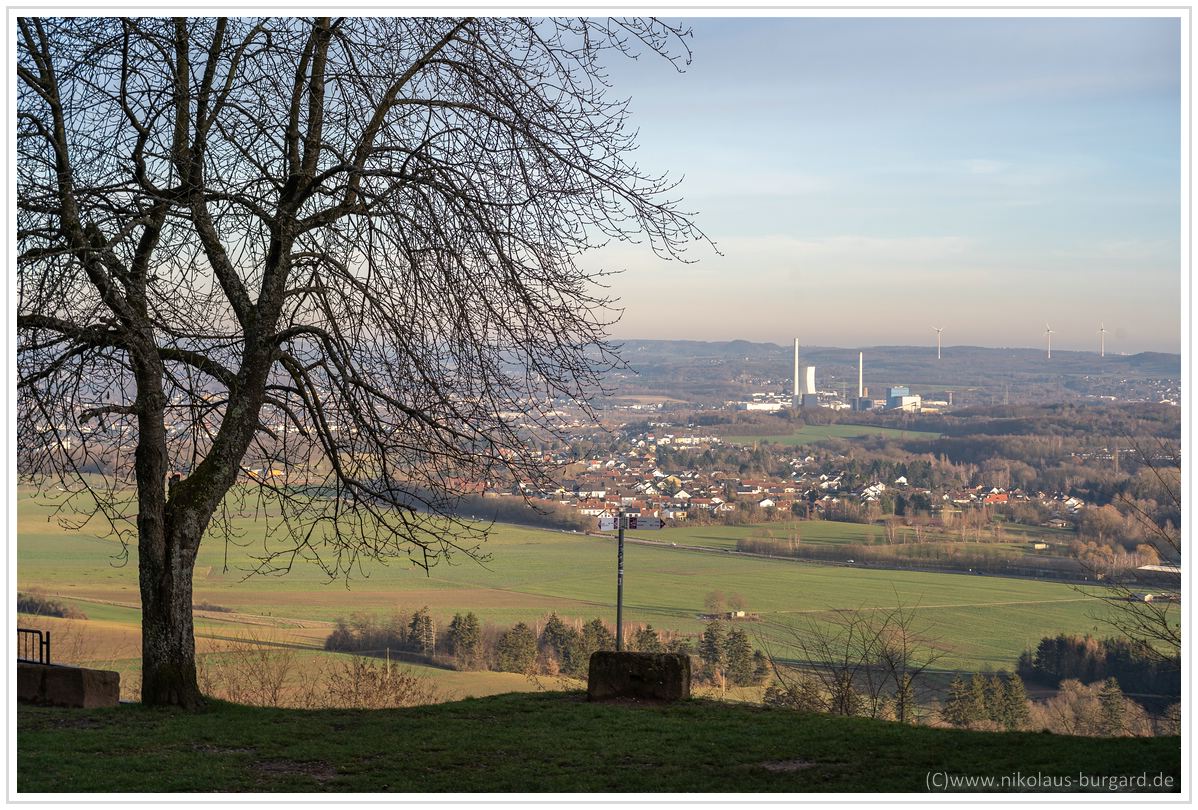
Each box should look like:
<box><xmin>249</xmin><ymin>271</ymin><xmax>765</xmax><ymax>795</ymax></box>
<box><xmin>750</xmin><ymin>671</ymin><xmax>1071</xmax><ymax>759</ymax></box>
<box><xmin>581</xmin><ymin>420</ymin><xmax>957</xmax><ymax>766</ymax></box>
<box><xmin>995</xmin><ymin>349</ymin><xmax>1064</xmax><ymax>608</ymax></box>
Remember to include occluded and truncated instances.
<box><xmin>886</xmin><ymin>386</ymin><xmax>921</xmax><ymax>412</ymax></box>
<box><xmin>792</xmin><ymin>339</ymin><xmax>818</xmax><ymax>407</ymax></box>
<box><xmin>800</xmin><ymin>365</ymin><xmax>817</xmax><ymax>396</ymax></box>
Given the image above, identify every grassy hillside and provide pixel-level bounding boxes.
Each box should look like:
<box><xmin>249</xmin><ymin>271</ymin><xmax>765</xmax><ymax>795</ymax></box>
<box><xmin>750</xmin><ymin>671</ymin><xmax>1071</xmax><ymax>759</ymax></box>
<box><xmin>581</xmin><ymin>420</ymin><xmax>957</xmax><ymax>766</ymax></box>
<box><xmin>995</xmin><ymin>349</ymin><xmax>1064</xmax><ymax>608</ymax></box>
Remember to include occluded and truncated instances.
<box><xmin>18</xmin><ymin>486</ymin><xmax>1131</xmax><ymax>690</ymax></box>
<box><xmin>16</xmin><ymin>693</ymin><xmax>1180</xmax><ymax>793</ymax></box>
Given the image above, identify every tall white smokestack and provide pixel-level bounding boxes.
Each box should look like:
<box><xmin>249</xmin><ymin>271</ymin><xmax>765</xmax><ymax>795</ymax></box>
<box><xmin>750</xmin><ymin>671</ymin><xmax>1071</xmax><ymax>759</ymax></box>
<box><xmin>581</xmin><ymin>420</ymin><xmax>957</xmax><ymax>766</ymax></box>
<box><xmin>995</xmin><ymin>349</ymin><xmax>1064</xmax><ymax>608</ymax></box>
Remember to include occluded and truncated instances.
<box><xmin>793</xmin><ymin>338</ymin><xmax>800</xmax><ymax>402</ymax></box>
<box><xmin>857</xmin><ymin>352</ymin><xmax>863</xmax><ymax>399</ymax></box>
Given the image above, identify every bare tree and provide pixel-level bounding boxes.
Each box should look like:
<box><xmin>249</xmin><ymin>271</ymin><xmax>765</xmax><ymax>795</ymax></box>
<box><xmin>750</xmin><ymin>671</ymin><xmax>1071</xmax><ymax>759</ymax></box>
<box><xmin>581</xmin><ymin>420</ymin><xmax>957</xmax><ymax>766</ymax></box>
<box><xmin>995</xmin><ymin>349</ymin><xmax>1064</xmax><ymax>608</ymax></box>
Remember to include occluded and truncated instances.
<box><xmin>1074</xmin><ymin>435</ymin><xmax>1181</xmax><ymax>664</ymax></box>
<box><xmin>17</xmin><ymin>16</ymin><xmax>704</xmax><ymax>707</ymax></box>
<box><xmin>761</xmin><ymin>598</ymin><xmax>943</xmax><ymax>722</ymax></box>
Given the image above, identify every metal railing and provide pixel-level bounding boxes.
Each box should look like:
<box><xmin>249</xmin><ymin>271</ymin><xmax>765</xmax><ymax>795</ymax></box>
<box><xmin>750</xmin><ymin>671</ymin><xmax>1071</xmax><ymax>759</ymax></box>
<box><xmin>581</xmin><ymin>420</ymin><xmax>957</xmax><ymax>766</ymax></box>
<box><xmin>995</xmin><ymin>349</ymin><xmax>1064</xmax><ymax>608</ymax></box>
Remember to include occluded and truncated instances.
<box><xmin>17</xmin><ymin>628</ymin><xmax>50</xmax><ymax>665</ymax></box>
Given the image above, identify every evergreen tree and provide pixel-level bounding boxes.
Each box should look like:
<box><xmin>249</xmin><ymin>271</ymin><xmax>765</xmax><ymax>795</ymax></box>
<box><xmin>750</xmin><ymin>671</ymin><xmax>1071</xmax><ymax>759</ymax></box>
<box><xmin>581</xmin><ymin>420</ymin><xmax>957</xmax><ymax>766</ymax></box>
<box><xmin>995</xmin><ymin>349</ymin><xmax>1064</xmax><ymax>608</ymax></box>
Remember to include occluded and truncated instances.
<box><xmin>582</xmin><ymin>618</ymin><xmax>615</xmax><ymax>656</ymax></box>
<box><xmin>752</xmin><ymin>650</ymin><xmax>771</xmax><ymax>685</ymax></box>
<box><xmin>408</xmin><ymin>606</ymin><xmax>435</xmax><ymax>655</ymax></box>
<box><xmin>447</xmin><ymin>612</ymin><xmax>481</xmax><ymax>668</ymax></box>
<box><xmin>632</xmin><ymin>625</ymin><xmax>663</xmax><ymax>653</ymax></box>
<box><xmin>539</xmin><ymin>613</ymin><xmax>586</xmax><ymax>676</ymax></box>
<box><xmin>539</xmin><ymin>614</ymin><xmax>573</xmax><ymax>655</ymax></box>
<box><xmin>447</xmin><ymin>613</ymin><xmax>464</xmax><ymax>657</ymax></box>
<box><xmin>942</xmin><ymin>675</ymin><xmax>973</xmax><ymax>728</ymax></box>
<box><xmin>666</xmin><ymin>636</ymin><xmax>695</xmax><ymax>657</ymax></box>
<box><xmin>723</xmin><ymin>628</ymin><xmax>754</xmax><ymax>686</ymax></box>
<box><xmin>496</xmin><ymin>622</ymin><xmax>538</xmax><ymax>673</ymax></box>
<box><xmin>984</xmin><ymin>674</ymin><xmax>1006</xmax><ymax>725</ymax></box>
<box><xmin>1099</xmin><ymin>677</ymin><xmax>1127</xmax><ymax>736</ymax></box>
<box><xmin>968</xmin><ymin>673</ymin><xmax>990</xmax><ymax>727</ymax></box>
<box><xmin>1001</xmin><ymin>673</ymin><xmax>1031</xmax><ymax>731</ymax></box>
<box><xmin>698</xmin><ymin>621</ymin><xmax>727</xmax><ymax>676</ymax></box>
<box><xmin>557</xmin><ymin>630</ymin><xmax>589</xmax><ymax>678</ymax></box>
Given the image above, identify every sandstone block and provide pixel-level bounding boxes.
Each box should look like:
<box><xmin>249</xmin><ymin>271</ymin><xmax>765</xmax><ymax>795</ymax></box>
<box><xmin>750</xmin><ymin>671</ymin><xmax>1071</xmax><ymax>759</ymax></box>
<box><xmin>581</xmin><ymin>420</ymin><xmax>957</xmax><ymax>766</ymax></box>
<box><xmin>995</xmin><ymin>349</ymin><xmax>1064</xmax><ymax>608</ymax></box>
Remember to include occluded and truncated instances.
<box><xmin>18</xmin><ymin>663</ymin><xmax>120</xmax><ymax>708</ymax></box>
<box><xmin>587</xmin><ymin>651</ymin><xmax>690</xmax><ymax>702</ymax></box>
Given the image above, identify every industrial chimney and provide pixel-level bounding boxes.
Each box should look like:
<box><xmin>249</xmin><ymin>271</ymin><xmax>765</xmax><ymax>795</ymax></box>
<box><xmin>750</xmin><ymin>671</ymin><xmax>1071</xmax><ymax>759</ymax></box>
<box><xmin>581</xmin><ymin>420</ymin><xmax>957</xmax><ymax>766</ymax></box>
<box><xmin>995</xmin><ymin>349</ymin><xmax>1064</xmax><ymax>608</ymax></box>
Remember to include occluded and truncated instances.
<box><xmin>793</xmin><ymin>338</ymin><xmax>800</xmax><ymax>406</ymax></box>
<box><xmin>857</xmin><ymin>351</ymin><xmax>863</xmax><ymax>399</ymax></box>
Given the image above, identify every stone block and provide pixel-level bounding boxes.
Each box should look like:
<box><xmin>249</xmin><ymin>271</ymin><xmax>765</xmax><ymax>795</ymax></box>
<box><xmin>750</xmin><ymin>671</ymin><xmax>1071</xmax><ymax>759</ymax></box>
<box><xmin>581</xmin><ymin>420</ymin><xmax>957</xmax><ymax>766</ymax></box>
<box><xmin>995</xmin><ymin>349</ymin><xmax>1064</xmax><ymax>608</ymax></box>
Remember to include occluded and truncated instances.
<box><xmin>587</xmin><ymin>651</ymin><xmax>690</xmax><ymax>702</ymax></box>
<box><xmin>18</xmin><ymin>663</ymin><xmax>120</xmax><ymax>708</ymax></box>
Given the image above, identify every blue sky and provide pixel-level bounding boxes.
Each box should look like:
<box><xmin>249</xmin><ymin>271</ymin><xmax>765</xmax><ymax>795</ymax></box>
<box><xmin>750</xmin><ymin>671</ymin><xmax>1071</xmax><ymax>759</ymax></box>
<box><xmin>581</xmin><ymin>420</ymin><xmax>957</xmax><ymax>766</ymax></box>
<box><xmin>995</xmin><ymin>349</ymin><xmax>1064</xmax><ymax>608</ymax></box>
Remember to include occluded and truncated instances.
<box><xmin>590</xmin><ymin>16</ymin><xmax>1183</xmax><ymax>353</ymax></box>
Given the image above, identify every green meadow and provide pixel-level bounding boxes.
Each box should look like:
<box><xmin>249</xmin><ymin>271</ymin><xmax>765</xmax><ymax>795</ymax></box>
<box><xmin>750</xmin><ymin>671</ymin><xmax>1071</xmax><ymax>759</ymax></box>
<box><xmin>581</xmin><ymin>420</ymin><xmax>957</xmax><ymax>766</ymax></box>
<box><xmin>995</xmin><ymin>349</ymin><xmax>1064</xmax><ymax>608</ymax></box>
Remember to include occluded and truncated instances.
<box><xmin>17</xmin><ymin>486</ymin><xmax>1129</xmax><ymax>691</ymax></box>
<box><xmin>725</xmin><ymin>422</ymin><xmax>941</xmax><ymax>446</ymax></box>
<box><xmin>18</xmin><ymin>694</ymin><xmax>1180</xmax><ymax>793</ymax></box>
<box><xmin>652</xmin><ymin>520</ymin><xmax>883</xmax><ymax>549</ymax></box>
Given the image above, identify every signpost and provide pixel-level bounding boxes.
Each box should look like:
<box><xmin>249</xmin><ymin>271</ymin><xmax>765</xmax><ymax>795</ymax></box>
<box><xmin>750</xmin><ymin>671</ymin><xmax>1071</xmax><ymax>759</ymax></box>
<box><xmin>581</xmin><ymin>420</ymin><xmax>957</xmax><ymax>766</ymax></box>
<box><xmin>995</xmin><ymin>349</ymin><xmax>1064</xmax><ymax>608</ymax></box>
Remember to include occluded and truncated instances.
<box><xmin>616</xmin><ymin>510</ymin><xmax>624</xmax><ymax>650</ymax></box>
<box><xmin>596</xmin><ymin>512</ymin><xmax>664</xmax><ymax>651</ymax></box>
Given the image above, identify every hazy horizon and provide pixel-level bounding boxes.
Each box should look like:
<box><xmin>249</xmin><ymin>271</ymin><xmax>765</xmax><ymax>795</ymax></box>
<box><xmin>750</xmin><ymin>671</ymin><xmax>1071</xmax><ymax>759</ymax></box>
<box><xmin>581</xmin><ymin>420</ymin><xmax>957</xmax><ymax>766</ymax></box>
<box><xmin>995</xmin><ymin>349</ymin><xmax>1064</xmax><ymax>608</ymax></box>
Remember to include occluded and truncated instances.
<box><xmin>584</xmin><ymin>16</ymin><xmax>1183</xmax><ymax>355</ymax></box>
<box><xmin>613</xmin><ymin>335</ymin><xmax>1181</xmax><ymax>357</ymax></box>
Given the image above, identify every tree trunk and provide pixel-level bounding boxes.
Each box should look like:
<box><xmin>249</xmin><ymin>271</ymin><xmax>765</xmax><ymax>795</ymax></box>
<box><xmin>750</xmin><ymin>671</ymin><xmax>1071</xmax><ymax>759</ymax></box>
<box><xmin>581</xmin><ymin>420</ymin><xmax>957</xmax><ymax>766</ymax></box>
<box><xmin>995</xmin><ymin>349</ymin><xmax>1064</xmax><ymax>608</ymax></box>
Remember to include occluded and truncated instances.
<box><xmin>132</xmin><ymin>350</ymin><xmax>206</xmax><ymax>708</ymax></box>
<box><xmin>139</xmin><ymin>521</ymin><xmax>203</xmax><ymax>708</ymax></box>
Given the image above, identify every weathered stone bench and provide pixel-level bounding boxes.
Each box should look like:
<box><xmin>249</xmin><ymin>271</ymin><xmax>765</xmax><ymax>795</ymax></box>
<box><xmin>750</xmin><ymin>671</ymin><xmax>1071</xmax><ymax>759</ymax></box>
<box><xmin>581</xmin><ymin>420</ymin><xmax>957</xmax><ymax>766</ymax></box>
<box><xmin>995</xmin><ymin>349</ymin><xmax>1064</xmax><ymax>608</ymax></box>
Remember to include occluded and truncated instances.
<box><xmin>587</xmin><ymin>651</ymin><xmax>690</xmax><ymax>702</ymax></box>
<box><xmin>17</xmin><ymin>663</ymin><xmax>120</xmax><ymax>708</ymax></box>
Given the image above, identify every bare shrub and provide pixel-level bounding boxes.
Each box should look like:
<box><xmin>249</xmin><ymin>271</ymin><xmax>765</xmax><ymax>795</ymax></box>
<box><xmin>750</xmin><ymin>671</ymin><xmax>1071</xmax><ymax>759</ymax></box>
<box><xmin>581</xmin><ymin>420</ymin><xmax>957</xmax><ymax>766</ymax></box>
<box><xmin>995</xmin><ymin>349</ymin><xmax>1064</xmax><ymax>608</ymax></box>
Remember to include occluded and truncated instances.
<box><xmin>320</xmin><ymin>655</ymin><xmax>441</xmax><ymax>709</ymax></box>
<box><xmin>197</xmin><ymin>631</ymin><xmax>302</xmax><ymax>708</ymax></box>
<box><xmin>17</xmin><ymin>590</ymin><xmax>87</xmax><ymax>620</ymax></box>
<box><xmin>1027</xmin><ymin>679</ymin><xmax>1155</xmax><ymax>737</ymax></box>
<box><xmin>18</xmin><ymin>616</ymin><xmax>100</xmax><ymax>667</ymax></box>
<box><xmin>761</xmin><ymin>598</ymin><xmax>943</xmax><ymax>722</ymax></box>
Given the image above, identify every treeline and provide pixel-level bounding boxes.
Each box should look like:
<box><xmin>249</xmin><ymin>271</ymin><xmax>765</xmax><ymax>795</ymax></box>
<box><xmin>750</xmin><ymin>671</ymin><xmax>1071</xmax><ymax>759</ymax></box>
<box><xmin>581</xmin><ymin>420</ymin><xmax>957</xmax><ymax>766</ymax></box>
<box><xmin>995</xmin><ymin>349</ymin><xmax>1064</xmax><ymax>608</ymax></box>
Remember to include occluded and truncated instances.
<box><xmin>17</xmin><ymin>591</ymin><xmax>87</xmax><ymax>620</ymax></box>
<box><xmin>325</xmin><ymin>609</ymin><xmax>624</xmax><ymax>676</ymax></box>
<box><xmin>324</xmin><ymin>609</ymin><xmax>771</xmax><ymax>686</ymax></box>
<box><xmin>735</xmin><ymin>535</ymin><xmax>1088</xmax><ymax>578</ymax></box>
<box><xmin>939</xmin><ymin>671</ymin><xmax>1173</xmax><ymax>737</ymax></box>
<box><xmin>1017</xmin><ymin>634</ymin><xmax>1180</xmax><ymax>702</ymax></box>
<box><xmin>656</xmin><ymin>442</ymin><xmax>789</xmax><ymax>480</ymax></box>
<box><xmin>940</xmin><ymin>672</ymin><xmax>1030</xmax><ymax>731</ymax></box>
<box><xmin>902</xmin><ymin>403</ymin><xmax>1179</xmax><ymax>442</ymax></box>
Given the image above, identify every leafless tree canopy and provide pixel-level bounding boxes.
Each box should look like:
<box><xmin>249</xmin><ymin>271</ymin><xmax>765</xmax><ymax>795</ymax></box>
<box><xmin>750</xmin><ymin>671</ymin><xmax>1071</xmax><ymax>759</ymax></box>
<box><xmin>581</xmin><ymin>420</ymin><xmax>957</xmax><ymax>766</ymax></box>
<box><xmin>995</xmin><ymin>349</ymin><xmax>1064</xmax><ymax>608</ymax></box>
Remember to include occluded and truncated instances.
<box><xmin>1079</xmin><ymin>436</ymin><xmax>1181</xmax><ymax>662</ymax></box>
<box><xmin>17</xmin><ymin>16</ymin><xmax>704</xmax><ymax>706</ymax></box>
<box><xmin>762</xmin><ymin>600</ymin><xmax>944</xmax><ymax>723</ymax></box>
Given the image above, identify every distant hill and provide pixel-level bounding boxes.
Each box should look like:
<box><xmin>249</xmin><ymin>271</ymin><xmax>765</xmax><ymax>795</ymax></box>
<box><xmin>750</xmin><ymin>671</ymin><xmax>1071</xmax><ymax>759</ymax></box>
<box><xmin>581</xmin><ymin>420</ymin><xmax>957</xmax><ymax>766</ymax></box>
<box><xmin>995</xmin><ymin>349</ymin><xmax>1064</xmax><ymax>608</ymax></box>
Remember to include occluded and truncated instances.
<box><xmin>605</xmin><ymin>339</ymin><xmax>1180</xmax><ymax>406</ymax></box>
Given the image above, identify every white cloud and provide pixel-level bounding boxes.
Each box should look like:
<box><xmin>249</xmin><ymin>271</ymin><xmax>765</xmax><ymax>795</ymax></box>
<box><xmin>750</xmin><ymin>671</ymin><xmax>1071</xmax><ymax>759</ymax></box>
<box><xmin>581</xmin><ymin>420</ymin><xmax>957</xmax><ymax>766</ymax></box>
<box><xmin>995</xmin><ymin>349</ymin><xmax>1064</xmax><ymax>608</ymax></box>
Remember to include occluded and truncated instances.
<box><xmin>961</xmin><ymin>159</ymin><xmax>1007</xmax><ymax>175</ymax></box>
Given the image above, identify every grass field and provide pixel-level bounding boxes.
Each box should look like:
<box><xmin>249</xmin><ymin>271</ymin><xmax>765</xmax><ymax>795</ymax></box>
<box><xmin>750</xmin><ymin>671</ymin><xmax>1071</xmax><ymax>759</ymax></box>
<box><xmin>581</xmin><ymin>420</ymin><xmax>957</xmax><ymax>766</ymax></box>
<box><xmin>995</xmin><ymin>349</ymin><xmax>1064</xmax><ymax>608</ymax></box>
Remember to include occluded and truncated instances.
<box><xmin>17</xmin><ymin>487</ymin><xmax>1137</xmax><ymax>697</ymax></box>
<box><xmin>725</xmin><ymin>423</ymin><xmax>941</xmax><ymax>446</ymax></box>
<box><xmin>647</xmin><ymin>519</ymin><xmax>1075</xmax><ymax>558</ymax></box>
<box><xmin>652</xmin><ymin>520</ymin><xmax>882</xmax><ymax>549</ymax></box>
<box><xmin>16</xmin><ymin>694</ymin><xmax>1180</xmax><ymax>793</ymax></box>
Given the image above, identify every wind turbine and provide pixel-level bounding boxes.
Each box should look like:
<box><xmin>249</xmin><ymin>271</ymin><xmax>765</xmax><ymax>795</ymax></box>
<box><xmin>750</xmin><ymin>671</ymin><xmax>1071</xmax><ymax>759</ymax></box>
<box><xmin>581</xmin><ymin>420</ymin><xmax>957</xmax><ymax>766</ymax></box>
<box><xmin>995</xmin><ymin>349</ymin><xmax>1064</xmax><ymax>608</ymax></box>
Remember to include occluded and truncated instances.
<box><xmin>932</xmin><ymin>326</ymin><xmax>944</xmax><ymax>360</ymax></box>
<box><xmin>1045</xmin><ymin>324</ymin><xmax>1054</xmax><ymax>360</ymax></box>
<box><xmin>1098</xmin><ymin>322</ymin><xmax>1107</xmax><ymax>358</ymax></box>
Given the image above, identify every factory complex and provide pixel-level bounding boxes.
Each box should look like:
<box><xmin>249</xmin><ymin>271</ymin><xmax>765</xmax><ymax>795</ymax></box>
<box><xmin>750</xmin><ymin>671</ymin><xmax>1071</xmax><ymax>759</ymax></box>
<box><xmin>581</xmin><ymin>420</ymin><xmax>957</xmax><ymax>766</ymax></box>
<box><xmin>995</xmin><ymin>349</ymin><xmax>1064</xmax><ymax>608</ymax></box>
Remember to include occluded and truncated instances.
<box><xmin>732</xmin><ymin>338</ymin><xmax>949</xmax><ymax>414</ymax></box>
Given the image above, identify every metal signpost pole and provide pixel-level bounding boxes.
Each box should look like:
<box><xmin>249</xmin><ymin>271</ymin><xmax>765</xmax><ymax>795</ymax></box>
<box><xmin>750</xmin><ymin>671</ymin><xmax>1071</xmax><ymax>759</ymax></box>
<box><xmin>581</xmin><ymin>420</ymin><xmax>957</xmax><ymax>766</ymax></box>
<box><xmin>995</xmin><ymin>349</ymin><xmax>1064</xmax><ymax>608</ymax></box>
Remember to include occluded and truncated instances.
<box><xmin>616</xmin><ymin>508</ymin><xmax>625</xmax><ymax>651</ymax></box>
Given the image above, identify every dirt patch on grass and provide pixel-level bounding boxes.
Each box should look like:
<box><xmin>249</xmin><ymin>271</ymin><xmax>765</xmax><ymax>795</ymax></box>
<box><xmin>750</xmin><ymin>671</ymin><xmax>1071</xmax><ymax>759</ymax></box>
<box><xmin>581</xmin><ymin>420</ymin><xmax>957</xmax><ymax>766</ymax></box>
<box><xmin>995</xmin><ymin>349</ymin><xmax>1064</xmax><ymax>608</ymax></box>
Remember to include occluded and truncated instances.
<box><xmin>255</xmin><ymin>759</ymin><xmax>338</xmax><ymax>784</ymax></box>
<box><xmin>57</xmin><ymin>717</ymin><xmax>106</xmax><ymax>729</ymax></box>
<box><xmin>192</xmin><ymin>743</ymin><xmax>255</xmax><ymax>755</ymax></box>
<box><xmin>759</xmin><ymin>759</ymin><xmax>819</xmax><ymax>772</ymax></box>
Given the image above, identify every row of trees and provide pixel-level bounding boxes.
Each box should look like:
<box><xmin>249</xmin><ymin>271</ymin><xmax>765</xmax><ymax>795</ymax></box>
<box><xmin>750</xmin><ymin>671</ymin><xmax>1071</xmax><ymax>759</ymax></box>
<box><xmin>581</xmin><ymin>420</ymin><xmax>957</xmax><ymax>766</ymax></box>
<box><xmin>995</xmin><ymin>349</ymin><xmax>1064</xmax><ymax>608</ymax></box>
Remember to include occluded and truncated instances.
<box><xmin>765</xmin><ymin>661</ymin><xmax>1174</xmax><ymax>738</ymax></box>
<box><xmin>736</xmin><ymin>535</ymin><xmax>1039</xmax><ymax>576</ymax></box>
<box><xmin>1017</xmin><ymin>634</ymin><xmax>1180</xmax><ymax>700</ymax></box>
<box><xmin>325</xmin><ymin>610</ymin><xmax>742</xmax><ymax>678</ymax></box>
<box><xmin>941</xmin><ymin>672</ymin><xmax>1030</xmax><ymax>730</ymax></box>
